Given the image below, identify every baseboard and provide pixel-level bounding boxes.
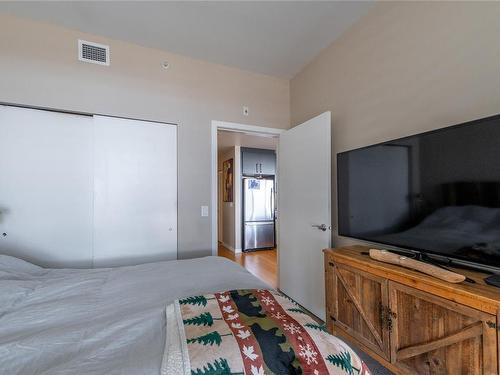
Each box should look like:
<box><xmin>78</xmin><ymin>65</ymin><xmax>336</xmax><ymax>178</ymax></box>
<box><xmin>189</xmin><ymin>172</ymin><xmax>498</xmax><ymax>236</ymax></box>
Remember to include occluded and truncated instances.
<box><xmin>222</xmin><ymin>242</ymin><xmax>235</xmax><ymax>252</ymax></box>
<box><xmin>221</xmin><ymin>242</ymin><xmax>243</xmax><ymax>254</ymax></box>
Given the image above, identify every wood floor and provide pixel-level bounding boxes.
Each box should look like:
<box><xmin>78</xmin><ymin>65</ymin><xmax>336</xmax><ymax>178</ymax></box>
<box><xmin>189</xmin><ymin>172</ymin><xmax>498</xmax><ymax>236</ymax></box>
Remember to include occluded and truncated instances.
<box><xmin>218</xmin><ymin>243</ymin><xmax>277</xmax><ymax>288</ymax></box>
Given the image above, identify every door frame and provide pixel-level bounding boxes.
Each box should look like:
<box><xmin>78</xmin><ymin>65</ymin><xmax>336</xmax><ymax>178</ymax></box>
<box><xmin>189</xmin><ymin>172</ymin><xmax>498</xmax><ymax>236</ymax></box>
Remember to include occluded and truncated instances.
<box><xmin>210</xmin><ymin>120</ymin><xmax>284</xmax><ymax>257</ymax></box>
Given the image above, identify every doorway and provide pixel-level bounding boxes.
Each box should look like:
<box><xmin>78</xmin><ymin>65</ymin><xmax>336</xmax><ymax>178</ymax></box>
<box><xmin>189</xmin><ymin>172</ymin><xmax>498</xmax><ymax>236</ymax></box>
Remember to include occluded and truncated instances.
<box><xmin>211</xmin><ymin>121</ymin><xmax>283</xmax><ymax>287</ymax></box>
<box><xmin>212</xmin><ymin>113</ymin><xmax>332</xmax><ymax>319</ymax></box>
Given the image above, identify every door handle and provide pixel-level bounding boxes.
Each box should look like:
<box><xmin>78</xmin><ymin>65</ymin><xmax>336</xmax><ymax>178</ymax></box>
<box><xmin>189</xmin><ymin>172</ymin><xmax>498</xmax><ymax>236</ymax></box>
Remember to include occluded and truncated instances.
<box><xmin>312</xmin><ymin>224</ymin><xmax>330</xmax><ymax>232</ymax></box>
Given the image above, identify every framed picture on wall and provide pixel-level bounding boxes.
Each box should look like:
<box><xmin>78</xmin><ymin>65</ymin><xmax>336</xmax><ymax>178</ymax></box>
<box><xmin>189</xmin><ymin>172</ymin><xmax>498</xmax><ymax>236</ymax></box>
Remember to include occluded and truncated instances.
<box><xmin>223</xmin><ymin>158</ymin><xmax>234</xmax><ymax>202</ymax></box>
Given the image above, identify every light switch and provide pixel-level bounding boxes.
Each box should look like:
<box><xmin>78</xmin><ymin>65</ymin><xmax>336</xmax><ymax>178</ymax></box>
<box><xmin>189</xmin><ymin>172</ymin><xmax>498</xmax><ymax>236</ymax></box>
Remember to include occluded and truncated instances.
<box><xmin>201</xmin><ymin>205</ymin><xmax>209</xmax><ymax>217</ymax></box>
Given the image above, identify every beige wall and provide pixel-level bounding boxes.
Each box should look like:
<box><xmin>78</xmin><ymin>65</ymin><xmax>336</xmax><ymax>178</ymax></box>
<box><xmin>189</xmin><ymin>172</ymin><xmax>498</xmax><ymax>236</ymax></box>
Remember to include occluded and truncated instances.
<box><xmin>217</xmin><ymin>146</ymin><xmax>241</xmax><ymax>251</ymax></box>
<box><xmin>290</xmin><ymin>1</ymin><xmax>500</xmax><ymax>247</ymax></box>
<box><xmin>5</xmin><ymin>3</ymin><xmax>500</xmax><ymax>257</ymax></box>
<box><xmin>0</xmin><ymin>14</ymin><xmax>290</xmax><ymax>259</ymax></box>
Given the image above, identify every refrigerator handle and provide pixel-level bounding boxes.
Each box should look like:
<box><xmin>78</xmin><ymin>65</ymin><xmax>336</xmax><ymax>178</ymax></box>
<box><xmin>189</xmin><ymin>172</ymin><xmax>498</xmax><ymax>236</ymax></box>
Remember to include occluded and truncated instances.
<box><xmin>256</xmin><ymin>163</ymin><xmax>259</xmax><ymax>174</ymax></box>
<box><xmin>259</xmin><ymin>163</ymin><xmax>262</xmax><ymax>174</ymax></box>
<box><xmin>270</xmin><ymin>187</ymin><xmax>274</xmax><ymax>218</ymax></box>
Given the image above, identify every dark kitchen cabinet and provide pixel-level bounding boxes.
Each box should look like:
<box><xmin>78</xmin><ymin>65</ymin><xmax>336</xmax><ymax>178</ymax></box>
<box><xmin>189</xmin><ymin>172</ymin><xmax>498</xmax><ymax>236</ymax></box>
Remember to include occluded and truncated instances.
<box><xmin>241</xmin><ymin>148</ymin><xmax>276</xmax><ymax>176</ymax></box>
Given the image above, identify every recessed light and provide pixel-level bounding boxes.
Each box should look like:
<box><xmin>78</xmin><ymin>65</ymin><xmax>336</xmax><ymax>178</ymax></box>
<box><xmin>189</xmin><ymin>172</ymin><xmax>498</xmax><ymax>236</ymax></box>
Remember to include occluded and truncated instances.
<box><xmin>161</xmin><ymin>61</ymin><xmax>170</xmax><ymax>70</ymax></box>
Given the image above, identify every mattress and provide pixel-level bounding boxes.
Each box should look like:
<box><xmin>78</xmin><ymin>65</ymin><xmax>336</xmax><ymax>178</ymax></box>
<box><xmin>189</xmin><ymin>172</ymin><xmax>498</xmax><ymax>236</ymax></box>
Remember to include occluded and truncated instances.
<box><xmin>0</xmin><ymin>254</ymin><xmax>370</xmax><ymax>375</ymax></box>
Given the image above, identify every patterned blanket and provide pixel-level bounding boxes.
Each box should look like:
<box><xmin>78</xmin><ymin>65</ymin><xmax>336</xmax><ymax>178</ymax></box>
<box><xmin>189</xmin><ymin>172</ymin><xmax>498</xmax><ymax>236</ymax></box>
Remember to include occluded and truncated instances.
<box><xmin>162</xmin><ymin>289</ymin><xmax>371</xmax><ymax>375</ymax></box>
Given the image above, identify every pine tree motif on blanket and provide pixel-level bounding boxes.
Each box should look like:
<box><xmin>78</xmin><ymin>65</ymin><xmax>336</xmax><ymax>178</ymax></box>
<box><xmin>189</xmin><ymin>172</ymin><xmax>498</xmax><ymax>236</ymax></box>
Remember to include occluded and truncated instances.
<box><xmin>304</xmin><ymin>322</ymin><xmax>327</xmax><ymax>332</ymax></box>
<box><xmin>191</xmin><ymin>358</ymin><xmax>244</xmax><ymax>375</ymax></box>
<box><xmin>326</xmin><ymin>351</ymin><xmax>361</xmax><ymax>375</ymax></box>
<box><xmin>287</xmin><ymin>307</ymin><xmax>307</xmax><ymax>314</ymax></box>
<box><xmin>183</xmin><ymin>312</ymin><xmax>222</xmax><ymax>327</ymax></box>
<box><xmin>179</xmin><ymin>295</ymin><xmax>215</xmax><ymax>307</ymax></box>
<box><xmin>186</xmin><ymin>331</ymin><xmax>232</xmax><ymax>346</ymax></box>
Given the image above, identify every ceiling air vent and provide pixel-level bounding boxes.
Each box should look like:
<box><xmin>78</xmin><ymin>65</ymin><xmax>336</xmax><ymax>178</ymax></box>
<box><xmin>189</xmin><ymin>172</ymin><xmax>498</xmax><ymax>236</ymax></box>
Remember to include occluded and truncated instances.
<box><xmin>78</xmin><ymin>39</ymin><xmax>110</xmax><ymax>66</ymax></box>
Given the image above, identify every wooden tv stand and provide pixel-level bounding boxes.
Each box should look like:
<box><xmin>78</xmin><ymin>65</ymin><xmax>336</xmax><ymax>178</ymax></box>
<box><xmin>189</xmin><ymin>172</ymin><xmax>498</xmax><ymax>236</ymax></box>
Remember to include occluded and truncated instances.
<box><xmin>324</xmin><ymin>245</ymin><xmax>500</xmax><ymax>375</ymax></box>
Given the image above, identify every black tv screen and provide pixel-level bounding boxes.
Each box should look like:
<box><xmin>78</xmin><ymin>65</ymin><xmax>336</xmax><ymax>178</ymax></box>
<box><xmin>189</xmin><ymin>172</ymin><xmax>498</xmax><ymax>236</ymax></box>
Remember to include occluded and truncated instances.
<box><xmin>337</xmin><ymin>114</ymin><xmax>500</xmax><ymax>269</ymax></box>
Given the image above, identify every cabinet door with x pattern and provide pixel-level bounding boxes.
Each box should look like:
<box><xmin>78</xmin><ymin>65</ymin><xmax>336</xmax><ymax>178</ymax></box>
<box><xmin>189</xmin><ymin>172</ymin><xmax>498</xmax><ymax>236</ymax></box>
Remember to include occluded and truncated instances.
<box><xmin>389</xmin><ymin>282</ymin><xmax>497</xmax><ymax>375</ymax></box>
<box><xmin>330</xmin><ymin>263</ymin><xmax>391</xmax><ymax>361</ymax></box>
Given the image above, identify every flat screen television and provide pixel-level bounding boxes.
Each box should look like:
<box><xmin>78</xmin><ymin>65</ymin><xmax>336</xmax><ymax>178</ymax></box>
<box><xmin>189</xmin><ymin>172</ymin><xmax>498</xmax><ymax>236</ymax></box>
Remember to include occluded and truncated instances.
<box><xmin>337</xmin><ymin>114</ymin><xmax>500</xmax><ymax>271</ymax></box>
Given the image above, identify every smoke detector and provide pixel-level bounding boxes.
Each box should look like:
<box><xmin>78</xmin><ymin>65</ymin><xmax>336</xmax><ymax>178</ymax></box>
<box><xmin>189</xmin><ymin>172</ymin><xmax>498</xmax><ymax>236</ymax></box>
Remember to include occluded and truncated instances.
<box><xmin>78</xmin><ymin>39</ymin><xmax>110</xmax><ymax>66</ymax></box>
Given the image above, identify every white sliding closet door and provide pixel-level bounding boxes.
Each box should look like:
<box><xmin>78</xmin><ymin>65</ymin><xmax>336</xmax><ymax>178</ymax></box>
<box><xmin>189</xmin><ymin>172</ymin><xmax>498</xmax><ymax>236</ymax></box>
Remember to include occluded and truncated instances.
<box><xmin>0</xmin><ymin>105</ymin><xmax>94</xmax><ymax>267</ymax></box>
<box><xmin>0</xmin><ymin>106</ymin><xmax>177</xmax><ymax>268</ymax></box>
<box><xmin>93</xmin><ymin>116</ymin><xmax>177</xmax><ymax>267</ymax></box>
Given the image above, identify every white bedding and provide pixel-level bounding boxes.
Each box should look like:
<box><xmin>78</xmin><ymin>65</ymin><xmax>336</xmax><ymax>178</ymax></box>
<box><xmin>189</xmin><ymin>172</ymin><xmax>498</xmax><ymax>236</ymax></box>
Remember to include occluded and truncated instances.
<box><xmin>376</xmin><ymin>205</ymin><xmax>500</xmax><ymax>256</ymax></box>
<box><xmin>0</xmin><ymin>255</ymin><xmax>268</xmax><ymax>375</ymax></box>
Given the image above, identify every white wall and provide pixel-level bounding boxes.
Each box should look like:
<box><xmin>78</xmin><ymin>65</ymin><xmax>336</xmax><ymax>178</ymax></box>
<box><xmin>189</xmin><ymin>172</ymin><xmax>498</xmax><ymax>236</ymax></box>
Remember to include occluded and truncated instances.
<box><xmin>217</xmin><ymin>146</ymin><xmax>242</xmax><ymax>252</ymax></box>
<box><xmin>0</xmin><ymin>14</ymin><xmax>290</xmax><ymax>259</ymax></box>
<box><xmin>218</xmin><ymin>148</ymin><xmax>236</xmax><ymax>250</ymax></box>
<box><xmin>290</xmin><ymin>1</ymin><xmax>500</xmax><ymax>248</ymax></box>
<box><xmin>234</xmin><ymin>146</ymin><xmax>242</xmax><ymax>252</ymax></box>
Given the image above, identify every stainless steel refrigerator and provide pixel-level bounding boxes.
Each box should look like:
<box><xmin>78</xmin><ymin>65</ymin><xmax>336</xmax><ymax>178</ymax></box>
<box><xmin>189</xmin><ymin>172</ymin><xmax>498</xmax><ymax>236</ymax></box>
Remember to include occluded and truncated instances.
<box><xmin>242</xmin><ymin>177</ymin><xmax>275</xmax><ymax>251</ymax></box>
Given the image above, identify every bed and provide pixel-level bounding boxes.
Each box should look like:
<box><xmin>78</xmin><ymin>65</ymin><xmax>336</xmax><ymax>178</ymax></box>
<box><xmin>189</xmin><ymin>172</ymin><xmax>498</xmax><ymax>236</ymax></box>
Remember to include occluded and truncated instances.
<box><xmin>376</xmin><ymin>205</ymin><xmax>500</xmax><ymax>265</ymax></box>
<box><xmin>0</xmin><ymin>255</ymin><xmax>370</xmax><ymax>375</ymax></box>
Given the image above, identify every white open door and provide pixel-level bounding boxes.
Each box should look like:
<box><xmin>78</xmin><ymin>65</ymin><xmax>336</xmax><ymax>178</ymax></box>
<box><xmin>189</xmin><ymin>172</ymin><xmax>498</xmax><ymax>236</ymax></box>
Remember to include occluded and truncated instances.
<box><xmin>278</xmin><ymin>111</ymin><xmax>331</xmax><ymax>320</ymax></box>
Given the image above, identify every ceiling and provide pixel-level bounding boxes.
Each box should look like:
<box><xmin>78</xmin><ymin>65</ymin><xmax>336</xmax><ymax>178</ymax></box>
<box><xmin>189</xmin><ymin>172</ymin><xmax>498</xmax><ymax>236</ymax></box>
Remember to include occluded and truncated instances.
<box><xmin>0</xmin><ymin>1</ymin><xmax>373</xmax><ymax>78</ymax></box>
<box><xmin>218</xmin><ymin>130</ymin><xmax>278</xmax><ymax>153</ymax></box>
